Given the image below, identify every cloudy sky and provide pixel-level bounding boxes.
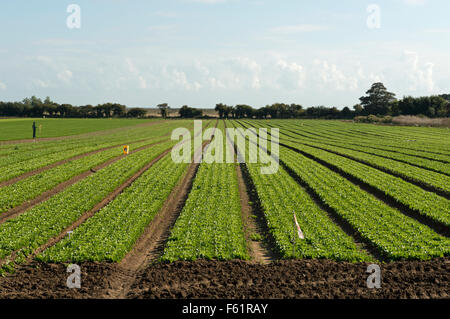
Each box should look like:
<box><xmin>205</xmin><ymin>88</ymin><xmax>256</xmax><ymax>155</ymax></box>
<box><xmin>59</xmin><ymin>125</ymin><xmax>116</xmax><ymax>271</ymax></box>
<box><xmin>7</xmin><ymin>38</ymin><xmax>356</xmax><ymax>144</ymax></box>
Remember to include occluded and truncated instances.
<box><xmin>0</xmin><ymin>0</ymin><xmax>449</xmax><ymax>109</ymax></box>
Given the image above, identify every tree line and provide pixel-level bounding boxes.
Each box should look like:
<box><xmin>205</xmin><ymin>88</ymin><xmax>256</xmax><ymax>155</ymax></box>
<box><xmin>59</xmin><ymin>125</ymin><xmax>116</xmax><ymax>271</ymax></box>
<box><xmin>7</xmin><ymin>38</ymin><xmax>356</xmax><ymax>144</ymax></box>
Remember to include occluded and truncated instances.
<box><xmin>214</xmin><ymin>83</ymin><xmax>449</xmax><ymax>119</ymax></box>
<box><xmin>1</xmin><ymin>83</ymin><xmax>448</xmax><ymax>119</ymax></box>
<box><xmin>0</xmin><ymin>96</ymin><xmax>148</xmax><ymax>118</ymax></box>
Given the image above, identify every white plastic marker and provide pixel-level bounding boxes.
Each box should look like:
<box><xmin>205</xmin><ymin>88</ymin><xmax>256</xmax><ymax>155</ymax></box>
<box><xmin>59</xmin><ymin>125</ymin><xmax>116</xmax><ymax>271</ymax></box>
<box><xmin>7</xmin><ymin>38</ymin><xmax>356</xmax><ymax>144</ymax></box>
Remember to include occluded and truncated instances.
<box><xmin>293</xmin><ymin>212</ymin><xmax>305</xmax><ymax>239</ymax></box>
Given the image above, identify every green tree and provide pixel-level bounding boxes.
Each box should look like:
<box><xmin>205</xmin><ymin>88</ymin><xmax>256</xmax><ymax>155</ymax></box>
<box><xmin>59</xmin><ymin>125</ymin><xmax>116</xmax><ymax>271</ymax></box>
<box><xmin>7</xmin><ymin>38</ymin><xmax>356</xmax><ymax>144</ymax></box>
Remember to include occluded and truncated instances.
<box><xmin>127</xmin><ymin>108</ymin><xmax>147</xmax><ymax>118</ymax></box>
<box><xmin>157</xmin><ymin>103</ymin><xmax>170</xmax><ymax>119</ymax></box>
<box><xmin>359</xmin><ymin>82</ymin><xmax>396</xmax><ymax>115</ymax></box>
<box><xmin>215</xmin><ymin>103</ymin><xmax>226</xmax><ymax>118</ymax></box>
<box><xmin>179</xmin><ymin>105</ymin><xmax>202</xmax><ymax>118</ymax></box>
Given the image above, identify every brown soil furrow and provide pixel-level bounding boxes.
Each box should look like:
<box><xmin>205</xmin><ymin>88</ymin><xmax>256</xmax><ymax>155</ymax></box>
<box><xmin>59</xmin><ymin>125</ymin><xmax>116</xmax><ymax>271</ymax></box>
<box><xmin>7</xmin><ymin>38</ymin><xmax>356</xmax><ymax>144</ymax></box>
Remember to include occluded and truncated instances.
<box><xmin>103</xmin><ymin>120</ymin><xmax>219</xmax><ymax>299</ymax></box>
<box><xmin>1</xmin><ymin>258</ymin><xmax>448</xmax><ymax>299</ymax></box>
<box><xmin>235</xmin><ymin>163</ymin><xmax>276</xmax><ymax>264</ymax></box>
<box><xmin>31</xmin><ymin>148</ymin><xmax>174</xmax><ymax>259</ymax></box>
<box><xmin>225</xmin><ymin>120</ymin><xmax>276</xmax><ymax>263</ymax></box>
<box><xmin>0</xmin><ymin>136</ymin><xmax>168</xmax><ymax>188</ymax></box>
<box><xmin>0</xmin><ymin>120</ymin><xmax>166</xmax><ymax>145</ymax></box>
<box><xmin>0</xmin><ymin>138</ymin><xmax>170</xmax><ymax>225</ymax></box>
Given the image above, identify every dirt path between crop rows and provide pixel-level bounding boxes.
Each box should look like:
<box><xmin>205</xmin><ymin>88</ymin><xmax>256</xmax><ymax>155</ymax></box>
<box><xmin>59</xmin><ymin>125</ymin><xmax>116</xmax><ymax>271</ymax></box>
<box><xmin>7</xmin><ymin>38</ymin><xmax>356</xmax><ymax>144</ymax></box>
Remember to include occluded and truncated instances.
<box><xmin>99</xmin><ymin>120</ymin><xmax>218</xmax><ymax>298</ymax></box>
<box><xmin>224</xmin><ymin>120</ymin><xmax>276</xmax><ymax>264</ymax></box>
<box><xmin>0</xmin><ymin>139</ymin><xmax>170</xmax><ymax>226</ymax></box>
<box><xmin>235</xmin><ymin>163</ymin><xmax>275</xmax><ymax>264</ymax></box>
<box><xmin>1</xmin><ymin>258</ymin><xmax>448</xmax><ymax>299</ymax></box>
<box><xmin>0</xmin><ymin>120</ymin><xmax>167</xmax><ymax>145</ymax></box>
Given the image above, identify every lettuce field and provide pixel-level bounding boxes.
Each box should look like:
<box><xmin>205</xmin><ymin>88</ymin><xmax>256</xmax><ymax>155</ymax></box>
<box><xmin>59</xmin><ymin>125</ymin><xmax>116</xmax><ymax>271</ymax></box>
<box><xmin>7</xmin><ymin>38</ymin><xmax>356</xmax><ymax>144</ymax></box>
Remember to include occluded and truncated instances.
<box><xmin>0</xmin><ymin>118</ymin><xmax>448</xmax><ymax>299</ymax></box>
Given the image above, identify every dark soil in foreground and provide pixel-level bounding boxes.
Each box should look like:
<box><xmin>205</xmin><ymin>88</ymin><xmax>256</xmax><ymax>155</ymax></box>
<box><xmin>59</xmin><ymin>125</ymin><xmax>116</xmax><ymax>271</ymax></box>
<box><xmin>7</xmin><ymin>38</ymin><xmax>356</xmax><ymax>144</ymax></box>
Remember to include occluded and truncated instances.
<box><xmin>0</xmin><ymin>259</ymin><xmax>448</xmax><ymax>299</ymax></box>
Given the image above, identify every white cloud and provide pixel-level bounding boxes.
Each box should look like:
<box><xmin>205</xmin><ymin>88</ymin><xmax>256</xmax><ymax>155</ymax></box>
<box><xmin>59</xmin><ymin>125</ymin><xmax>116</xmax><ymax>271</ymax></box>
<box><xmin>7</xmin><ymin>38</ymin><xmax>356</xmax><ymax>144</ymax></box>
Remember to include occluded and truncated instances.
<box><xmin>275</xmin><ymin>59</ymin><xmax>305</xmax><ymax>89</ymax></box>
<box><xmin>57</xmin><ymin>70</ymin><xmax>73</xmax><ymax>83</ymax></box>
<box><xmin>125</xmin><ymin>58</ymin><xmax>149</xmax><ymax>89</ymax></box>
<box><xmin>0</xmin><ymin>81</ymin><xmax>6</xmax><ymax>90</ymax></box>
<box><xmin>403</xmin><ymin>50</ymin><xmax>434</xmax><ymax>92</ymax></box>
<box><xmin>125</xmin><ymin>58</ymin><xmax>138</xmax><ymax>74</ymax></box>
<box><xmin>312</xmin><ymin>59</ymin><xmax>358</xmax><ymax>91</ymax></box>
<box><xmin>33</xmin><ymin>79</ymin><xmax>50</xmax><ymax>88</ymax></box>
<box><xmin>138</xmin><ymin>76</ymin><xmax>147</xmax><ymax>89</ymax></box>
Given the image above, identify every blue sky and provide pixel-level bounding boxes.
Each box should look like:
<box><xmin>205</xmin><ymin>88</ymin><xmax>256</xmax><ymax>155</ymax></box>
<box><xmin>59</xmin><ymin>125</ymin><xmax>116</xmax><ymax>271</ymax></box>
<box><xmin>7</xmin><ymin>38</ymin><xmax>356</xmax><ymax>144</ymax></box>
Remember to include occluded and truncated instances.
<box><xmin>0</xmin><ymin>0</ymin><xmax>449</xmax><ymax>109</ymax></box>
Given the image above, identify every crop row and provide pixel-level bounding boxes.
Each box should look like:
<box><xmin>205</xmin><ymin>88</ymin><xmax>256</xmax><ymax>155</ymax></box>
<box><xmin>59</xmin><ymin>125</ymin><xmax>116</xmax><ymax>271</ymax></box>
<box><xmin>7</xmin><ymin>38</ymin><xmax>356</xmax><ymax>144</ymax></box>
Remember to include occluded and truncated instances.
<box><xmin>0</xmin><ymin>120</ymin><xmax>193</xmax><ymax>182</ymax></box>
<box><xmin>0</xmin><ymin>139</ymin><xmax>177</xmax><ymax>271</ymax></box>
<box><xmin>236</xmin><ymin>120</ymin><xmax>449</xmax><ymax>260</ymax></box>
<box><xmin>39</xmin><ymin>153</ymin><xmax>191</xmax><ymax>262</ymax></box>
<box><xmin>293</xmin><ymin>119</ymin><xmax>450</xmax><ymax>143</ymax></box>
<box><xmin>0</xmin><ymin>136</ymin><xmax>169</xmax><ymax>215</ymax></box>
<box><xmin>271</xmin><ymin>120</ymin><xmax>450</xmax><ymax>159</ymax></box>
<box><xmin>279</xmin><ymin>140</ymin><xmax>450</xmax><ymax>227</ymax></box>
<box><xmin>261</xmin><ymin>119</ymin><xmax>450</xmax><ymax>158</ymax></box>
<box><xmin>279</xmin><ymin>126</ymin><xmax>450</xmax><ymax>175</ymax></box>
<box><xmin>260</xmin><ymin>125</ymin><xmax>450</xmax><ymax>196</ymax></box>
<box><xmin>279</xmin><ymin>146</ymin><xmax>450</xmax><ymax>260</ymax></box>
<box><xmin>229</xmin><ymin>121</ymin><xmax>371</xmax><ymax>261</ymax></box>
<box><xmin>161</xmin><ymin>121</ymin><xmax>249</xmax><ymax>262</ymax></box>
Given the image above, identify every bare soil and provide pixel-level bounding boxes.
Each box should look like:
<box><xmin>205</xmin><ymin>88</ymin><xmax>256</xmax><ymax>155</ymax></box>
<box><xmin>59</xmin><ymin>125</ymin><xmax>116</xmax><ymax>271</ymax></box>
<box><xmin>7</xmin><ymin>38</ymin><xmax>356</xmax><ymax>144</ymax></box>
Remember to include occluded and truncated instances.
<box><xmin>0</xmin><ymin>258</ymin><xmax>448</xmax><ymax>299</ymax></box>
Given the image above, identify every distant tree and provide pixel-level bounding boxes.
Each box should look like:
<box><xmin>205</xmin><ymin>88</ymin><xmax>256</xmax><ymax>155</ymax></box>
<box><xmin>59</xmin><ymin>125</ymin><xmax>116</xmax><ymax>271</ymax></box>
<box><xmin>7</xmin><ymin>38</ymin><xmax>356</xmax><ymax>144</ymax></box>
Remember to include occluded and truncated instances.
<box><xmin>390</xmin><ymin>100</ymin><xmax>400</xmax><ymax>116</ymax></box>
<box><xmin>215</xmin><ymin>103</ymin><xmax>226</xmax><ymax>118</ymax></box>
<box><xmin>353</xmin><ymin>104</ymin><xmax>363</xmax><ymax>115</ymax></box>
<box><xmin>265</xmin><ymin>104</ymin><xmax>278</xmax><ymax>118</ymax></box>
<box><xmin>235</xmin><ymin>104</ymin><xmax>254</xmax><ymax>118</ymax></box>
<box><xmin>223</xmin><ymin>106</ymin><xmax>230</xmax><ymax>118</ymax></box>
<box><xmin>157</xmin><ymin>103</ymin><xmax>170</xmax><ymax>119</ymax></box>
<box><xmin>288</xmin><ymin>104</ymin><xmax>303</xmax><ymax>118</ymax></box>
<box><xmin>359</xmin><ymin>82</ymin><xmax>396</xmax><ymax>115</ymax></box>
<box><xmin>79</xmin><ymin>105</ymin><xmax>95</xmax><ymax>118</ymax></box>
<box><xmin>397</xmin><ymin>95</ymin><xmax>448</xmax><ymax>118</ymax></box>
<box><xmin>111</xmin><ymin>103</ymin><xmax>126</xmax><ymax>117</ymax></box>
<box><xmin>228</xmin><ymin>106</ymin><xmax>235</xmax><ymax>119</ymax></box>
<box><xmin>179</xmin><ymin>105</ymin><xmax>203</xmax><ymax>118</ymax></box>
<box><xmin>439</xmin><ymin>94</ymin><xmax>450</xmax><ymax>102</ymax></box>
<box><xmin>127</xmin><ymin>108</ymin><xmax>147</xmax><ymax>118</ymax></box>
<box><xmin>341</xmin><ymin>106</ymin><xmax>352</xmax><ymax>118</ymax></box>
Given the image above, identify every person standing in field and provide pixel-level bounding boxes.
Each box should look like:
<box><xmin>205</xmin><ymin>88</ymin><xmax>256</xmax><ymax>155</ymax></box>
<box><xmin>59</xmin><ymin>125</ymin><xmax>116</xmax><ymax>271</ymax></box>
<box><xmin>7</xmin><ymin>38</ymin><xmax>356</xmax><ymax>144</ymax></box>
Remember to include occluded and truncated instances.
<box><xmin>32</xmin><ymin>121</ymin><xmax>37</xmax><ymax>139</ymax></box>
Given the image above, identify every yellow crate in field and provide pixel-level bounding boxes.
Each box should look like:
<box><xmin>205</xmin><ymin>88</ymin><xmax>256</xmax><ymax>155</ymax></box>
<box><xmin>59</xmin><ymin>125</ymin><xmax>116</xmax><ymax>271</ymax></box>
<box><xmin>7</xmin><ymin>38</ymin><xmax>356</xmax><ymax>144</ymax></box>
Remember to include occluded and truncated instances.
<box><xmin>123</xmin><ymin>145</ymin><xmax>129</xmax><ymax>155</ymax></box>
